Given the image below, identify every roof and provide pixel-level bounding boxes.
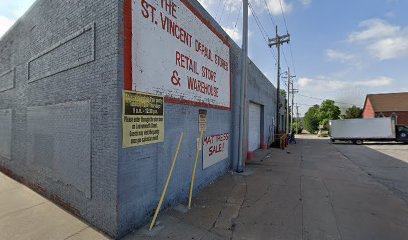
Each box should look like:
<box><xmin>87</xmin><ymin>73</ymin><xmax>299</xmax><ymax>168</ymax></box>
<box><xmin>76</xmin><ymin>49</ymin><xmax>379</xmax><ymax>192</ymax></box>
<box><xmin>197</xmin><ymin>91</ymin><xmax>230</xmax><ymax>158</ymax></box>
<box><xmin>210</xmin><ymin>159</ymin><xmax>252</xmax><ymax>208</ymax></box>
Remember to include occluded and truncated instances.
<box><xmin>364</xmin><ymin>92</ymin><xmax>408</xmax><ymax>112</ymax></box>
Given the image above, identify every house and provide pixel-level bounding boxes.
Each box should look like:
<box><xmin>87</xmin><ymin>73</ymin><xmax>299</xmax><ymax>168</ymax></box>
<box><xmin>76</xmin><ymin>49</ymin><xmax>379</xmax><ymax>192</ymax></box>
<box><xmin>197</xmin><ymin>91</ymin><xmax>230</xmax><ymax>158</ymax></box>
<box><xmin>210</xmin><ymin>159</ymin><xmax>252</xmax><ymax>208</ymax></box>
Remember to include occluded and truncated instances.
<box><xmin>363</xmin><ymin>92</ymin><xmax>408</xmax><ymax>126</ymax></box>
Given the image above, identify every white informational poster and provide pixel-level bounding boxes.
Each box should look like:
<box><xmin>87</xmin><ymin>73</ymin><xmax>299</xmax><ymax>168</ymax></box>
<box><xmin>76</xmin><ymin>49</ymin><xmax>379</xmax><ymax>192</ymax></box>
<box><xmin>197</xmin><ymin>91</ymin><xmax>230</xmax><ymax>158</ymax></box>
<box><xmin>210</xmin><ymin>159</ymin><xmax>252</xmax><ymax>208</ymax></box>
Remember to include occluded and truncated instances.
<box><xmin>131</xmin><ymin>0</ymin><xmax>231</xmax><ymax>110</ymax></box>
<box><xmin>203</xmin><ymin>133</ymin><xmax>229</xmax><ymax>169</ymax></box>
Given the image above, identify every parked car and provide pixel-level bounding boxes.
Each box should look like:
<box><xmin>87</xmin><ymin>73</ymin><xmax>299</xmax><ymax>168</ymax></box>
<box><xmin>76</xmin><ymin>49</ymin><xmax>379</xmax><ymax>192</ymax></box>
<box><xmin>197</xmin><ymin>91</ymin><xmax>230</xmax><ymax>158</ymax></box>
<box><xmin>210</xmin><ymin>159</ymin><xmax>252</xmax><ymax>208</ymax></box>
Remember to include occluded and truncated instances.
<box><xmin>318</xmin><ymin>129</ymin><xmax>329</xmax><ymax>137</ymax></box>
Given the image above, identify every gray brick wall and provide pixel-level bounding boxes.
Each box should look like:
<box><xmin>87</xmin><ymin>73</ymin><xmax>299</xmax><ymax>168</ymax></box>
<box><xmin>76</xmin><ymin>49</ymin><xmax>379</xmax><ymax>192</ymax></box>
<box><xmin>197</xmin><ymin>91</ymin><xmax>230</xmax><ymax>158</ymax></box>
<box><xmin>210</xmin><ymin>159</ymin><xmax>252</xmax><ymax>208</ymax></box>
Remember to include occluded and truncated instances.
<box><xmin>116</xmin><ymin>0</ymin><xmax>278</xmax><ymax>237</ymax></box>
<box><xmin>0</xmin><ymin>0</ymin><xmax>279</xmax><ymax>238</ymax></box>
<box><xmin>0</xmin><ymin>0</ymin><xmax>121</xmax><ymax>237</ymax></box>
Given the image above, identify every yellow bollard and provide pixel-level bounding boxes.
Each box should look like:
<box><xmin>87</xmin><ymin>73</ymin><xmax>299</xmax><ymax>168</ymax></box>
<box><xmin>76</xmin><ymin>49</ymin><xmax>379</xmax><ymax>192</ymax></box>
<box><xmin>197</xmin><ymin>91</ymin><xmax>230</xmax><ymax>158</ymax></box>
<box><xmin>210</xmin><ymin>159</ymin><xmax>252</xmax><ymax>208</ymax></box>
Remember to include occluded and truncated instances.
<box><xmin>149</xmin><ymin>132</ymin><xmax>184</xmax><ymax>230</ymax></box>
<box><xmin>188</xmin><ymin>129</ymin><xmax>204</xmax><ymax>209</ymax></box>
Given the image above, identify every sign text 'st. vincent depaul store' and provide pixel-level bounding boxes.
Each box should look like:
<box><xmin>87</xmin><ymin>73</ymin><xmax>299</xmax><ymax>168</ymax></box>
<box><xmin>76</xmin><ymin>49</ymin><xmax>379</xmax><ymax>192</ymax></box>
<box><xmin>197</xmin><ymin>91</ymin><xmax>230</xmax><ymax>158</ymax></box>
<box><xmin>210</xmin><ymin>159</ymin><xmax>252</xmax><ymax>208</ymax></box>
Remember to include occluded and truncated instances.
<box><xmin>125</xmin><ymin>0</ymin><xmax>231</xmax><ymax>110</ymax></box>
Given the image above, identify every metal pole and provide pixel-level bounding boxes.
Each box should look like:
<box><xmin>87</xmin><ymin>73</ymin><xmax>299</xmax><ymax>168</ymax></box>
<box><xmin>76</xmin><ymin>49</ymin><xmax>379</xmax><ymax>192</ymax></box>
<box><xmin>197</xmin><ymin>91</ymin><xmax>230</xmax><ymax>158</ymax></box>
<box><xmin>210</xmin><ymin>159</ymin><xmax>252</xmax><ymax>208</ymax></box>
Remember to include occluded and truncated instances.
<box><xmin>150</xmin><ymin>132</ymin><xmax>183</xmax><ymax>230</ymax></box>
<box><xmin>188</xmin><ymin>129</ymin><xmax>204</xmax><ymax>209</ymax></box>
<box><xmin>237</xmin><ymin>0</ymin><xmax>248</xmax><ymax>172</ymax></box>
<box><xmin>296</xmin><ymin>104</ymin><xmax>299</xmax><ymax>134</ymax></box>
<box><xmin>276</xmin><ymin>26</ymin><xmax>281</xmax><ymax>137</ymax></box>
<box><xmin>286</xmin><ymin>68</ymin><xmax>290</xmax><ymax>134</ymax></box>
<box><xmin>291</xmin><ymin>79</ymin><xmax>294</xmax><ymax>133</ymax></box>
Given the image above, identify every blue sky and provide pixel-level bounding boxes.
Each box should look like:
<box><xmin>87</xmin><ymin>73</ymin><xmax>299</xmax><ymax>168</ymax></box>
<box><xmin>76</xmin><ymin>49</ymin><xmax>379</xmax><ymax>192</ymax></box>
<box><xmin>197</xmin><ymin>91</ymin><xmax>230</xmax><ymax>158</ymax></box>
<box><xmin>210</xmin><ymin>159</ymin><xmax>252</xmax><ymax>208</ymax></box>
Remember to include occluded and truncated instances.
<box><xmin>1</xmin><ymin>0</ymin><xmax>407</xmax><ymax>115</ymax></box>
<box><xmin>198</xmin><ymin>0</ymin><xmax>408</xmax><ymax>115</ymax></box>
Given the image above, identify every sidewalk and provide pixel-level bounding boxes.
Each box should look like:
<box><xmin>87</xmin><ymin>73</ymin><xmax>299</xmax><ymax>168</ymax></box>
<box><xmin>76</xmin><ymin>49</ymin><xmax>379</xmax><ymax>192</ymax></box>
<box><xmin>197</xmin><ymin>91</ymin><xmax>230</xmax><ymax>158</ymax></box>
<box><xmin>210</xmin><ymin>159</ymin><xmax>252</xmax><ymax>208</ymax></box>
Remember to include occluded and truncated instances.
<box><xmin>0</xmin><ymin>172</ymin><xmax>108</xmax><ymax>240</ymax></box>
<box><xmin>125</xmin><ymin>134</ymin><xmax>408</xmax><ymax>240</ymax></box>
<box><xmin>2</xmin><ymin>135</ymin><xmax>407</xmax><ymax>240</ymax></box>
<box><xmin>124</xmin><ymin>141</ymin><xmax>302</xmax><ymax>240</ymax></box>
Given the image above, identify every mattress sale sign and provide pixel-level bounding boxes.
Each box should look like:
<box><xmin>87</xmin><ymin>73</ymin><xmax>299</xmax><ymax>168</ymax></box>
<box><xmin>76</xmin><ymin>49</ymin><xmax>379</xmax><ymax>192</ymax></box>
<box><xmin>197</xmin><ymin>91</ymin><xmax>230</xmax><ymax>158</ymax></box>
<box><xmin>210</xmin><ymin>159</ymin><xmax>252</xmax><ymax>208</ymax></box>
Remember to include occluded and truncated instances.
<box><xmin>203</xmin><ymin>133</ymin><xmax>229</xmax><ymax>169</ymax></box>
<box><xmin>126</xmin><ymin>0</ymin><xmax>231</xmax><ymax>110</ymax></box>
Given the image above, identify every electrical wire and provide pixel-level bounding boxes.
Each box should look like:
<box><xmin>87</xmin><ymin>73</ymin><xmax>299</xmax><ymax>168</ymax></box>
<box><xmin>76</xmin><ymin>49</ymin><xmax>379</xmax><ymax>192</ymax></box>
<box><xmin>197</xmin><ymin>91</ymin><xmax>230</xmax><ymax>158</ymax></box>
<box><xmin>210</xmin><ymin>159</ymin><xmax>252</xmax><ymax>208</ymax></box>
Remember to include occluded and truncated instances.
<box><xmin>263</xmin><ymin>0</ymin><xmax>276</xmax><ymax>27</ymax></box>
<box><xmin>278</xmin><ymin>0</ymin><xmax>289</xmax><ymax>33</ymax></box>
<box><xmin>282</xmin><ymin>48</ymin><xmax>290</xmax><ymax>71</ymax></box>
<box><xmin>288</xmin><ymin>43</ymin><xmax>297</xmax><ymax>76</ymax></box>
<box><xmin>297</xmin><ymin>94</ymin><xmax>359</xmax><ymax>106</ymax></box>
<box><xmin>277</xmin><ymin>0</ymin><xmax>297</xmax><ymax>77</ymax></box>
<box><xmin>248</xmin><ymin>1</ymin><xmax>278</xmax><ymax>62</ymax></box>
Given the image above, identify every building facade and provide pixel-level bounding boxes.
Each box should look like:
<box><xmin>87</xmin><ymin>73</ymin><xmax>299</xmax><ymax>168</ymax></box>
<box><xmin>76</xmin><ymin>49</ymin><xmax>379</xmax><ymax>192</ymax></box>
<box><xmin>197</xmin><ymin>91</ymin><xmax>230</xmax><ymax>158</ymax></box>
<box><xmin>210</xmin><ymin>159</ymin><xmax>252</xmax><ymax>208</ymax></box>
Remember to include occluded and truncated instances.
<box><xmin>363</xmin><ymin>92</ymin><xmax>408</xmax><ymax>126</ymax></box>
<box><xmin>0</xmin><ymin>0</ymin><xmax>283</xmax><ymax>238</ymax></box>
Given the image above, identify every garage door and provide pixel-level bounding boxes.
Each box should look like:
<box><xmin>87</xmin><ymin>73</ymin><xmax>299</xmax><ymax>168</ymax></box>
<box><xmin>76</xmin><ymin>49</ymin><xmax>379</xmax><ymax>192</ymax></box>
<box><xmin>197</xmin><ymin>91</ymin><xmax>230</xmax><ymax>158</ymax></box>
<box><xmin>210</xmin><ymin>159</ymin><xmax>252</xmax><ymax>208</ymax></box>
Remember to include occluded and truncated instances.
<box><xmin>249</xmin><ymin>103</ymin><xmax>261</xmax><ymax>152</ymax></box>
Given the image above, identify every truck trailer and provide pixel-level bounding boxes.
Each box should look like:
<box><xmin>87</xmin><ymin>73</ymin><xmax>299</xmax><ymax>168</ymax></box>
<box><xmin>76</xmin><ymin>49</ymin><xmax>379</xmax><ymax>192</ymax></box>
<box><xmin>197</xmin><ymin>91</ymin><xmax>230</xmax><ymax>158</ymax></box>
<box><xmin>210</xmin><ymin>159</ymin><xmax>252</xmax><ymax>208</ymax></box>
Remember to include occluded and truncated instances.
<box><xmin>329</xmin><ymin>117</ymin><xmax>408</xmax><ymax>144</ymax></box>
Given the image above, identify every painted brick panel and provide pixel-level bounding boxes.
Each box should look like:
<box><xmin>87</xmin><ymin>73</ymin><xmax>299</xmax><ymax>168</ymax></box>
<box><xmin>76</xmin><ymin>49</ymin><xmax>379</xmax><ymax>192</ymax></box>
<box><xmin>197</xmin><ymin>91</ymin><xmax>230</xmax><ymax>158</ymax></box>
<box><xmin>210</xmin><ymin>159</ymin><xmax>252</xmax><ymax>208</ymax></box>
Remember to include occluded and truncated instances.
<box><xmin>28</xmin><ymin>23</ymin><xmax>95</xmax><ymax>82</ymax></box>
<box><xmin>26</xmin><ymin>101</ymin><xmax>91</xmax><ymax>197</ymax></box>
<box><xmin>0</xmin><ymin>0</ymin><xmax>120</xmax><ymax>237</ymax></box>
<box><xmin>0</xmin><ymin>69</ymin><xmax>14</xmax><ymax>92</ymax></box>
<box><xmin>0</xmin><ymin>109</ymin><xmax>12</xmax><ymax>159</ymax></box>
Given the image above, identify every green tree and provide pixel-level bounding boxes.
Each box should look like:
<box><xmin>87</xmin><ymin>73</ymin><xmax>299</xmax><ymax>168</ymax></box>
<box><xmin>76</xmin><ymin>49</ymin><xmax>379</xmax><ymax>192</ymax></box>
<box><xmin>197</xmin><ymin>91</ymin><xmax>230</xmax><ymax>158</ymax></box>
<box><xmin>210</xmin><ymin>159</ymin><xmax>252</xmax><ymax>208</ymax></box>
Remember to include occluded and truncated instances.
<box><xmin>279</xmin><ymin>89</ymin><xmax>287</xmax><ymax>98</ymax></box>
<box><xmin>304</xmin><ymin>105</ymin><xmax>320</xmax><ymax>134</ymax></box>
<box><xmin>319</xmin><ymin>100</ymin><xmax>341</xmax><ymax>120</ymax></box>
<box><xmin>341</xmin><ymin>105</ymin><xmax>363</xmax><ymax>119</ymax></box>
<box><xmin>292</xmin><ymin>121</ymin><xmax>303</xmax><ymax>134</ymax></box>
<box><xmin>304</xmin><ymin>100</ymin><xmax>341</xmax><ymax>133</ymax></box>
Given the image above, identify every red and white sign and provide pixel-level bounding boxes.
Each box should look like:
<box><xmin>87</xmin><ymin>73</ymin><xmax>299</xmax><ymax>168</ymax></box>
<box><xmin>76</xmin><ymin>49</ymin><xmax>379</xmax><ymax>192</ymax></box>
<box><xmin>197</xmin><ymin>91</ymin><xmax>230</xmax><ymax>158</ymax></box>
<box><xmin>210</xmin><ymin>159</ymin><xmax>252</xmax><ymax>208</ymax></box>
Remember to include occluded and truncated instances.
<box><xmin>124</xmin><ymin>0</ymin><xmax>231</xmax><ymax>110</ymax></box>
<box><xmin>203</xmin><ymin>133</ymin><xmax>229</xmax><ymax>169</ymax></box>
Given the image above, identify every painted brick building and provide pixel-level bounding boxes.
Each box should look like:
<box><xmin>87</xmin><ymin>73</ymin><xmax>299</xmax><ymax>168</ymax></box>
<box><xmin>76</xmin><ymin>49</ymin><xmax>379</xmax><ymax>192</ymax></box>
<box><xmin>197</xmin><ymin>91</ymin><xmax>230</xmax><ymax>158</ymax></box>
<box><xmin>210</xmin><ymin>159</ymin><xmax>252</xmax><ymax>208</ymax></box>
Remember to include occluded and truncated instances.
<box><xmin>363</xmin><ymin>92</ymin><xmax>408</xmax><ymax>126</ymax></box>
<box><xmin>0</xmin><ymin>0</ymin><xmax>284</xmax><ymax>238</ymax></box>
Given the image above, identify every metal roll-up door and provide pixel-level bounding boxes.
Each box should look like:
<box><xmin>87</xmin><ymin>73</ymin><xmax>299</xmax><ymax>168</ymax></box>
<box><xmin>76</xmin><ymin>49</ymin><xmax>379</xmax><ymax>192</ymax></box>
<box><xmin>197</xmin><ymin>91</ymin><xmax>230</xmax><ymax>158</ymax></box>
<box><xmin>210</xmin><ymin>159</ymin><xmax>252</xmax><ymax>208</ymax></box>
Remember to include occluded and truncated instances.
<box><xmin>249</xmin><ymin>102</ymin><xmax>261</xmax><ymax>151</ymax></box>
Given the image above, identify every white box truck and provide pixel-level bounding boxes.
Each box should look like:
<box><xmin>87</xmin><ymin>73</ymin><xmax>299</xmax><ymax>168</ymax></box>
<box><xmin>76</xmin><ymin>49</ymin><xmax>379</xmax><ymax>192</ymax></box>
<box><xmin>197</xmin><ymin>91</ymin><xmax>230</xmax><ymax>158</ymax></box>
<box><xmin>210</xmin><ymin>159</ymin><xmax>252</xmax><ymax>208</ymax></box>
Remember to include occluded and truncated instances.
<box><xmin>329</xmin><ymin>117</ymin><xmax>408</xmax><ymax>144</ymax></box>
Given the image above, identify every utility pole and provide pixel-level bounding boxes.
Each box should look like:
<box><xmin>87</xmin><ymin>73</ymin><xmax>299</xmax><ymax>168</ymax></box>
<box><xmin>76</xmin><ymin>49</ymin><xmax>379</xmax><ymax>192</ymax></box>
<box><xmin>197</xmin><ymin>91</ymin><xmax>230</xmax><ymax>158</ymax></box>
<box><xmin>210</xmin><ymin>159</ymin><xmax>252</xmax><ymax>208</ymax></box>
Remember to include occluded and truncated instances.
<box><xmin>296</xmin><ymin>104</ymin><xmax>299</xmax><ymax>134</ymax></box>
<box><xmin>286</xmin><ymin>68</ymin><xmax>290</xmax><ymax>134</ymax></box>
<box><xmin>269</xmin><ymin>26</ymin><xmax>290</xmax><ymax>141</ymax></box>
<box><xmin>290</xmin><ymin>80</ymin><xmax>294</xmax><ymax>133</ymax></box>
<box><xmin>287</xmin><ymin>68</ymin><xmax>292</xmax><ymax>134</ymax></box>
<box><xmin>289</xmin><ymin>73</ymin><xmax>297</xmax><ymax>133</ymax></box>
<box><xmin>237</xmin><ymin>0</ymin><xmax>248</xmax><ymax>172</ymax></box>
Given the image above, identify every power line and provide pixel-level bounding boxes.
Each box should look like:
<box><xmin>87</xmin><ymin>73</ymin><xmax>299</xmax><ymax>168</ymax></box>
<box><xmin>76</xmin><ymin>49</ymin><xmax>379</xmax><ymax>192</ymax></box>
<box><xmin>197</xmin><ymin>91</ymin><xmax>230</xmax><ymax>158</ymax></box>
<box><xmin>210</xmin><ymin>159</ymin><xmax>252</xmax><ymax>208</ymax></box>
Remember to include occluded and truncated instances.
<box><xmin>263</xmin><ymin>0</ymin><xmax>276</xmax><ymax>27</ymax></box>
<box><xmin>296</xmin><ymin>94</ymin><xmax>359</xmax><ymax>106</ymax></box>
<box><xmin>277</xmin><ymin>0</ymin><xmax>296</xmax><ymax>77</ymax></box>
<box><xmin>217</xmin><ymin>0</ymin><xmax>227</xmax><ymax>23</ymax></box>
<box><xmin>248</xmin><ymin>2</ymin><xmax>278</xmax><ymax>62</ymax></box>
<box><xmin>278</xmin><ymin>0</ymin><xmax>289</xmax><ymax>33</ymax></box>
<box><xmin>281</xmin><ymin>48</ymin><xmax>290</xmax><ymax>70</ymax></box>
<box><xmin>234</xmin><ymin>0</ymin><xmax>242</xmax><ymax>28</ymax></box>
<box><xmin>288</xmin><ymin>43</ymin><xmax>296</xmax><ymax>76</ymax></box>
<box><xmin>214</xmin><ymin>0</ymin><xmax>224</xmax><ymax>21</ymax></box>
<box><xmin>249</xmin><ymin>2</ymin><xmax>269</xmax><ymax>38</ymax></box>
<box><xmin>296</xmin><ymin>102</ymin><xmax>318</xmax><ymax>107</ymax></box>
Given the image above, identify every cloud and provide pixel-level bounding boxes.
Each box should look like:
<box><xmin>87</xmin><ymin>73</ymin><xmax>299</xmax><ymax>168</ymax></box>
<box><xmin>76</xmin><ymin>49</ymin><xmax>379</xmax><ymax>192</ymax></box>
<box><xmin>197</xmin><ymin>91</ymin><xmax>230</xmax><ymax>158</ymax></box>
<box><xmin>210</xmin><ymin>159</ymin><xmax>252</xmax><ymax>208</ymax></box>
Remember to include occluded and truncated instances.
<box><xmin>325</xmin><ymin>49</ymin><xmax>354</xmax><ymax>62</ymax></box>
<box><xmin>301</xmin><ymin>0</ymin><xmax>312</xmax><ymax>7</ymax></box>
<box><xmin>197</xmin><ymin>0</ymin><xmax>216</xmax><ymax>9</ymax></box>
<box><xmin>354</xmin><ymin>77</ymin><xmax>393</xmax><ymax>87</ymax></box>
<box><xmin>348</xmin><ymin>18</ymin><xmax>408</xmax><ymax>60</ymax></box>
<box><xmin>0</xmin><ymin>0</ymin><xmax>36</xmax><ymax>38</ymax></box>
<box><xmin>262</xmin><ymin>0</ymin><xmax>293</xmax><ymax>15</ymax></box>
<box><xmin>385</xmin><ymin>11</ymin><xmax>395</xmax><ymax>18</ymax></box>
<box><xmin>367</xmin><ymin>34</ymin><xmax>408</xmax><ymax>60</ymax></box>
<box><xmin>198</xmin><ymin>0</ymin><xmax>293</xmax><ymax>15</ymax></box>
<box><xmin>298</xmin><ymin>76</ymin><xmax>393</xmax><ymax>91</ymax></box>
<box><xmin>348</xmin><ymin>19</ymin><xmax>399</xmax><ymax>42</ymax></box>
<box><xmin>12</xmin><ymin>0</ymin><xmax>36</xmax><ymax>19</ymax></box>
<box><xmin>223</xmin><ymin>26</ymin><xmax>241</xmax><ymax>42</ymax></box>
<box><xmin>0</xmin><ymin>16</ymin><xmax>15</xmax><ymax>38</ymax></box>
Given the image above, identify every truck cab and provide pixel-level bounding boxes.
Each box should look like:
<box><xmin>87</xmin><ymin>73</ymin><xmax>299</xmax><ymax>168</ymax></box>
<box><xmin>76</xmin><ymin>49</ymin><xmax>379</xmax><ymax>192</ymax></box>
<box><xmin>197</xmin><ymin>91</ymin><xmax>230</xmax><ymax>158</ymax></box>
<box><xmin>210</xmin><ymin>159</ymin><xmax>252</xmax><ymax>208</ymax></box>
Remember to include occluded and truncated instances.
<box><xmin>396</xmin><ymin>125</ymin><xmax>408</xmax><ymax>142</ymax></box>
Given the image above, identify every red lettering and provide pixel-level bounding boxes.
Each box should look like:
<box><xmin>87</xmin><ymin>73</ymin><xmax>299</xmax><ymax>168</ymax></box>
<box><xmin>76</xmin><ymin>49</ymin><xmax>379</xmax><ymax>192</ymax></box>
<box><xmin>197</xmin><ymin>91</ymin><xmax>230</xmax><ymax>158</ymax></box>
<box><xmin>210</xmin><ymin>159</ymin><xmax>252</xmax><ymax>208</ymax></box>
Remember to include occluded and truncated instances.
<box><xmin>141</xmin><ymin>0</ymin><xmax>156</xmax><ymax>23</ymax></box>
<box><xmin>141</xmin><ymin>0</ymin><xmax>149</xmax><ymax>19</ymax></box>
<box><xmin>187</xmin><ymin>77</ymin><xmax>219</xmax><ymax>97</ymax></box>
<box><xmin>161</xmin><ymin>0</ymin><xmax>177</xmax><ymax>19</ymax></box>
